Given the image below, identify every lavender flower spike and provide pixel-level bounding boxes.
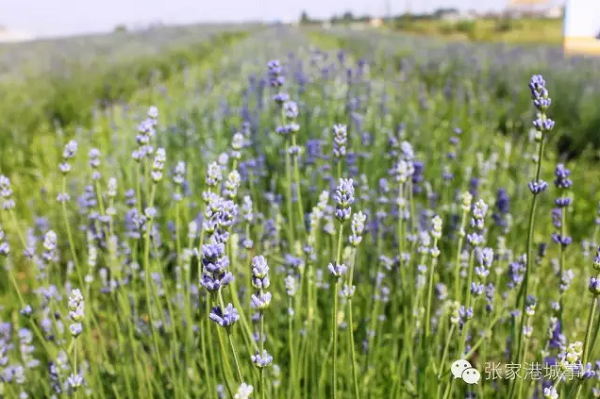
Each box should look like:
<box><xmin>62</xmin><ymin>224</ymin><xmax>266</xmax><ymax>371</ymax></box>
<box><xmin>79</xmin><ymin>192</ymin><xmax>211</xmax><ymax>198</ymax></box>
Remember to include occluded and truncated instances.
<box><xmin>251</xmin><ymin>350</ymin><xmax>273</xmax><ymax>368</ymax></box>
<box><xmin>334</xmin><ymin>178</ymin><xmax>355</xmax><ymax>222</ymax></box>
<box><xmin>333</xmin><ymin>124</ymin><xmax>348</xmax><ymax>160</ymax></box>
<box><xmin>209</xmin><ymin>304</ymin><xmax>239</xmax><ymax>328</ymax></box>
<box><xmin>0</xmin><ymin>175</ymin><xmax>15</xmax><ymax>210</ymax></box>
<box><xmin>349</xmin><ymin>211</ymin><xmax>367</xmax><ymax>246</ymax></box>
<box><xmin>328</xmin><ymin>262</ymin><xmax>348</xmax><ymax>279</ymax></box>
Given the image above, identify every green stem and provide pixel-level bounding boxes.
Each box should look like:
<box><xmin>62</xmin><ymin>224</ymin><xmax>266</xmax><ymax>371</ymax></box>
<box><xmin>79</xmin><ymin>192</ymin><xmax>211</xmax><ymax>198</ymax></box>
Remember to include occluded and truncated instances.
<box><xmin>203</xmin><ymin>301</ymin><xmax>217</xmax><ymax>399</ymax></box>
<box><xmin>347</xmin><ymin>247</ymin><xmax>360</xmax><ymax>399</ymax></box>
<box><xmin>464</xmin><ymin>250</ymin><xmax>475</xmax><ymax>309</ymax></box>
<box><xmin>260</xmin><ymin>310</ymin><xmax>266</xmax><ymax>399</ymax></box>
<box><xmin>288</xmin><ymin>296</ymin><xmax>296</xmax><ymax>399</ymax></box>
<box><xmin>559</xmin><ymin>206</ymin><xmax>566</xmax><ymax>328</ymax></box>
<box><xmin>425</xmin><ymin>238</ymin><xmax>439</xmax><ymax>340</ymax></box>
<box><xmin>437</xmin><ymin>324</ymin><xmax>455</xmax><ymax>380</ymax></box>
<box><xmin>348</xmin><ymin>298</ymin><xmax>360</xmax><ymax>399</ymax></box>
<box><xmin>581</xmin><ymin>298</ymin><xmax>598</xmax><ymax>372</ymax></box>
<box><xmin>61</xmin><ymin>175</ymin><xmax>84</xmax><ymax>288</ymax></box>
<box><xmin>332</xmin><ymin>223</ymin><xmax>345</xmax><ymax>399</ymax></box>
<box><xmin>218</xmin><ymin>290</ymin><xmax>244</xmax><ymax>383</ymax></box>
<box><xmin>512</xmin><ymin>137</ymin><xmax>546</xmax><ymax>399</ymax></box>
<box><xmin>291</xmin><ymin>133</ymin><xmax>305</xmax><ymax>237</ymax></box>
<box><xmin>142</xmin><ymin>184</ymin><xmax>163</xmax><ymax>374</ymax></box>
<box><xmin>453</xmin><ymin>209</ymin><xmax>468</xmax><ymax>300</ymax></box>
<box><xmin>332</xmin><ymin>280</ymin><xmax>340</xmax><ymax>399</ymax></box>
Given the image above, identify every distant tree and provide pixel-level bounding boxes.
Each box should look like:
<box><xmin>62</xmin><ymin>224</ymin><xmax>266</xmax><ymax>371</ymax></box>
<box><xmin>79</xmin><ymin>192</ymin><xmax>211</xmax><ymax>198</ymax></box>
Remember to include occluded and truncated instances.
<box><xmin>432</xmin><ymin>7</ymin><xmax>459</xmax><ymax>19</ymax></box>
<box><xmin>114</xmin><ymin>24</ymin><xmax>128</xmax><ymax>33</ymax></box>
<box><xmin>342</xmin><ymin>11</ymin><xmax>355</xmax><ymax>22</ymax></box>
<box><xmin>300</xmin><ymin>11</ymin><xmax>311</xmax><ymax>25</ymax></box>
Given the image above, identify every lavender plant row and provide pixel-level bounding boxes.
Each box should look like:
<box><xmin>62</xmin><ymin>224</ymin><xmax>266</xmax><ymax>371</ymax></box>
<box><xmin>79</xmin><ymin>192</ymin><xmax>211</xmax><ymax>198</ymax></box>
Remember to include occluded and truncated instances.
<box><xmin>316</xmin><ymin>27</ymin><xmax>600</xmax><ymax>158</ymax></box>
<box><xmin>0</xmin><ymin>26</ymin><xmax>599</xmax><ymax>399</ymax></box>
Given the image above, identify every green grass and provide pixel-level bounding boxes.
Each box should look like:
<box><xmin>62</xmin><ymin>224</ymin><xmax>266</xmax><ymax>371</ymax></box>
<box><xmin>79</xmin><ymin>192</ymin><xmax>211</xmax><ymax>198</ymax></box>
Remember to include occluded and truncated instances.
<box><xmin>390</xmin><ymin>17</ymin><xmax>564</xmax><ymax>45</ymax></box>
<box><xmin>0</xmin><ymin>29</ymin><xmax>248</xmax><ymax>175</ymax></box>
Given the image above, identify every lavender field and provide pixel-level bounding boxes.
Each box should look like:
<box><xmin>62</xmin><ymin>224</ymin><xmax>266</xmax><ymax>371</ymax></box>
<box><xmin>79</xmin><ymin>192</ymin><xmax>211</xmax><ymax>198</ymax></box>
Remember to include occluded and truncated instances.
<box><xmin>1</xmin><ymin>25</ymin><xmax>600</xmax><ymax>399</ymax></box>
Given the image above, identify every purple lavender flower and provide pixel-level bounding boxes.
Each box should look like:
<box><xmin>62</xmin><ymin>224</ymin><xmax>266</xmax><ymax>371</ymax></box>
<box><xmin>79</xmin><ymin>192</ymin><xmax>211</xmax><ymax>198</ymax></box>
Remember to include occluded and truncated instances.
<box><xmin>200</xmin><ymin>195</ymin><xmax>237</xmax><ymax>292</ymax></box>
<box><xmin>551</xmin><ymin>233</ymin><xmax>572</xmax><ymax>248</ymax></box>
<box><xmin>206</xmin><ymin>162</ymin><xmax>223</xmax><ymax>189</ymax></box>
<box><xmin>582</xmin><ymin>362</ymin><xmax>595</xmax><ymax>379</ymax></box>
<box><xmin>209</xmin><ymin>304</ymin><xmax>239</xmax><ymax>328</ymax></box>
<box><xmin>333</xmin><ymin>178</ymin><xmax>354</xmax><ymax>222</ymax></box>
<box><xmin>251</xmin><ymin>256</ymin><xmax>270</xmax><ymax>290</ymax></box>
<box><xmin>328</xmin><ymin>263</ymin><xmax>348</xmax><ymax>279</ymax></box>
<box><xmin>471</xmin><ymin>199</ymin><xmax>488</xmax><ymax>229</ymax></box>
<box><xmin>151</xmin><ymin>148</ymin><xmax>166</xmax><ymax>182</ymax></box>
<box><xmin>333</xmin><ymin>124</ymin><xmax>348</xmax><ymax>160</ymax></box>
<box><xmin>471</xmin><ymin>283</ymin><xmax>484</xmax><ymax>296</ymax></box>
<box><xmin>492</xmin><ymin>188</ymin><xmax>510</xmax><ymax>230</ymax></box>
<box><xmin>342</xmin><ymin>284</ymin><xmax>356</xmax><ymax>298</ymax></box>
<box><xmin>267</xmin><ymin>60</ymin><xmax>284</xmax><ymax>87</ymax></box>
<box><xmin>0</xmin><ymin>175</ymin><xmax>15</xmax><ymax>210</ymax></box>
<box><xmin>0</xmin><ymin>225</ymin><xmax>9</xmax><ymax>256</ymax></box>
<box><xmin>67</xmin><ymin>373</ymin><xmax>83</xmax><ymax>389</ymax></box>
<box><xmin>88</xmin><ymin>148</ymin><xmax>101</xmax><ymax>172</ymax></box>
<box><xmin>251</xmin><ymin>292</ymin><xmax>272</xmax><ymax>310</ymax></box>
<box><xmin>559</xmin><ymin>269</ymin><xmax>574</xmax><ymax>293</ymax></box>
<box><xmin>474</xmin><ymin>247</ymin><xmax>493</xmax><ymax>278</ymax></box>
<box><xmin>525</xmin><ymin>295</ymin><xmax>537</xmax><ymax>316</ymax></box>
<box><xmin>283</xmin><ymin>101</ymin><xmax>299</xmax><ymax>120</ymax></box>
<box><xmin>543</xmin><ymin>386</ymin><xmax>558</xmax><ymax>399</ymax></box>
<box><xmin>551</xmin><ymin>208</ymin><xmax>562</xmax><ymax>228</ymax></box>
<box><xmin>349</xmin><ymin>211</ymin><xmax>366</xmax><ymax>246</ymax></box>
<box><xmin>59</xmin><ymin>140</ymin><xmax>78</xmax><ymax>174</ymax></box>
<box><xmin>250</xmin><ymin>254</ymin><xmax>272</xmax><ymax>331</ymax></box>
<box><xmin>68</xmin><ymin>289</ymin><xmax>85</xmax><ymax>338</ymax></box>
<box><xmin>42</xmin><ymin>231</ymin><xmax>58</xmax><ymax>263</ymax></box>
<box><xmin>507</xmin><ymin>254</ymin><xmax>527</xmax><ymax>289</ymax></box>
<box><xmin>223</xmin><ymin>171</ymin><xmax>241</xmax><ymax>200</ymax></box>
<box><xmin>590</xmin><ymin>276</ymin><xmax>600</xmax><ymax>295</ymax></box>
<box><xmin>529</xmin><ymin>75</ymin><xmax>551</xmax><ymax>111</ymax></box>
<box><xmin>554</xmin><ymin>164</ymin><xmax>572</xmax><ymax>189</ymax></box>
<box><xmin>231</xmin><ymin>133</ymin><xmax>244</xmax><ymax>161</ymax></box>
<box><xmin>251</xmin><ymin>350</ymin><xmax>273</xmax><ymax>368</ymax></box>
<box><xmin>528</xmin><ymin>180</ymin><xmax>548</xmax><ymax>195</ymax></box>
<box><xmin>554</xmin><ymin>197</ymin><xmax>571</xmax><ymax>208</ymax></box>
<box><xmin>484</xmin><ymin>283</ymin><xmax>495</xmax><ymax>313</ymax></box>
<box><xmin>458</xmin><ymin>306</ymin><xmax>473</xmax><ymax>330</ymax></box>
<box><xmin>173</xmin><ymin>161</ymin><xmax>186</xmax><ymax>185</ymax></box>
<box><xmin>20</xmin><ymin>305</ymin><xmax>32</xmax><ymax>317</ymax></box>
<box><xmin>533</xmin><ymin>117</ymin><xmax>555</xmax><ymax>133</ymax></box>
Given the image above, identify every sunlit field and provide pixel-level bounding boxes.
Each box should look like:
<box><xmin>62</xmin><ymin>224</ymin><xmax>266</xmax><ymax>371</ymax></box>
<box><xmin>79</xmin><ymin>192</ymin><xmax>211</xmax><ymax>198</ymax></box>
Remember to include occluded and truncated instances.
<box><xmin>390</xmin><ymin>17</ymin><xmax>564</xmax><ymax>45</ymax></box>
<box><xmin>1</xmin><ymin>25</ymin><xmax>600</xmax><ymax>399</ymax></box>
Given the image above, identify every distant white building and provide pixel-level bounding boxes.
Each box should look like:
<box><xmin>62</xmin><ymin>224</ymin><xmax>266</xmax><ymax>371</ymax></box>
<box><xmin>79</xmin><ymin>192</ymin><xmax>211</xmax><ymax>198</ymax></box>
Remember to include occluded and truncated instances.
<box><xmin>564</xmin><ymin>0</ymin><xmax>600</xmax><ymax>55</ymax></box>
<box><xmin>0</xmin><ymin>27</ymin><xmax>35</xmax><ymax>43</ymax></box>
<box><xmin>545</xmin><ymin>6</ymin><xmax>563</xmax><ymax>18</ymax></box>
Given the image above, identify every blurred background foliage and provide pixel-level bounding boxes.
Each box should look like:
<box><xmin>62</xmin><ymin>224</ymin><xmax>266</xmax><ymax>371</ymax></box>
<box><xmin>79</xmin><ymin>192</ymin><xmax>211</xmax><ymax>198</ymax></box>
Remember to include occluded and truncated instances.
<box><xmin>0</xmin><ymin>26</ymin><xmax>248</xmax><ymax>174</ymax></box>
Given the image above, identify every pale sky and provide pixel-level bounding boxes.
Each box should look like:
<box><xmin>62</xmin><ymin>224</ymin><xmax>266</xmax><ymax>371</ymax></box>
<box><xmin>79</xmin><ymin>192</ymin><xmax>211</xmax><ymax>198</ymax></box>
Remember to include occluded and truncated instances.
<box><xmin>1</xmin><ymin>0</ymin><xmax>512</xmax><ymax>37</ymax></box>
